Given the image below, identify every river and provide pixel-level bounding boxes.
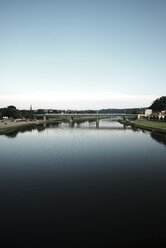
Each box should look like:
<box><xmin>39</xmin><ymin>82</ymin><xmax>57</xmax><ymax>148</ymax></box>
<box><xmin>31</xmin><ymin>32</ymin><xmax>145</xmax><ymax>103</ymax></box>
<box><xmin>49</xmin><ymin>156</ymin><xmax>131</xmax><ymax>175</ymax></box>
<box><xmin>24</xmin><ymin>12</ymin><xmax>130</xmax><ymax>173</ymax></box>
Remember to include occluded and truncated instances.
<box><xmin>0</xmin><ymin>120</ymin><xmax>166</xmax><ymax>246</ymax></box>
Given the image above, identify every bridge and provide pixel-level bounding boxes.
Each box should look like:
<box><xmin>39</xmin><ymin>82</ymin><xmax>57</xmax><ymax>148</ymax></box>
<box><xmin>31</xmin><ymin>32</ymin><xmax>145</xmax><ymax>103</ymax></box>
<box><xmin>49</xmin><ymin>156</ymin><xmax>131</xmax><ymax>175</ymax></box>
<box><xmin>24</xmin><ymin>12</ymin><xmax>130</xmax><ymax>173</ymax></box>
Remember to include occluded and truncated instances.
<box><xmin>34</xmin><ymin>113</ymin><xmax>137</xmax><ymax>127</ymax></box>
<box><xmin>34</xmin><ymin>113</ymin><xmax>137</xmax><ymax>120</ymax></box>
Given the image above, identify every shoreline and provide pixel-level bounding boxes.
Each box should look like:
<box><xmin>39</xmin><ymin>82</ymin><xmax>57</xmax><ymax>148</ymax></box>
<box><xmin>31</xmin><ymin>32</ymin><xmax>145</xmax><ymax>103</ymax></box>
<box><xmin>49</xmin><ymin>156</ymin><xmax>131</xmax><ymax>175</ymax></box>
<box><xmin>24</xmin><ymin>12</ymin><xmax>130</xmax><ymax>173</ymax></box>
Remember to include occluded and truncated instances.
<box><xmin>119</xmin><ymin>119</ymin><xmax>166</xmax><ymax>134</ymax></box>
<box><xmin>0</xmin><ymin>119</ymin><xmax>61</xmax><ymax>135</ymax></box>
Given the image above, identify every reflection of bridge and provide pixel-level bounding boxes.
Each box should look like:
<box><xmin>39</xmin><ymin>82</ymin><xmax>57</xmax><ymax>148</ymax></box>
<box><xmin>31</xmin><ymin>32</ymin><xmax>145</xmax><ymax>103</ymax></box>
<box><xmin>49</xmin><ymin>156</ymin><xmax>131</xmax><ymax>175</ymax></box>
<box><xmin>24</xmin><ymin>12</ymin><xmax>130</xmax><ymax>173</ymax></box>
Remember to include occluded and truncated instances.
<box><xmin>70</xmin><ymin>125</ymin><xmax>131</xmax><ymax>130</ymax></box>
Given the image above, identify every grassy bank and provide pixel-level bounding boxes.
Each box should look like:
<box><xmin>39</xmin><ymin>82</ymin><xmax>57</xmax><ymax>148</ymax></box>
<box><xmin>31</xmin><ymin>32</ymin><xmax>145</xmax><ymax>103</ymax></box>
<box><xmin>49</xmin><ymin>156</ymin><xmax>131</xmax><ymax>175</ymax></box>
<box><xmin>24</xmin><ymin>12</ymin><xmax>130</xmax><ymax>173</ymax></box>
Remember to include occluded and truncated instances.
<box><xmin>119</xmin><ymin>119</ymin><xmax>166</xmax><ymax>134</ymax></box>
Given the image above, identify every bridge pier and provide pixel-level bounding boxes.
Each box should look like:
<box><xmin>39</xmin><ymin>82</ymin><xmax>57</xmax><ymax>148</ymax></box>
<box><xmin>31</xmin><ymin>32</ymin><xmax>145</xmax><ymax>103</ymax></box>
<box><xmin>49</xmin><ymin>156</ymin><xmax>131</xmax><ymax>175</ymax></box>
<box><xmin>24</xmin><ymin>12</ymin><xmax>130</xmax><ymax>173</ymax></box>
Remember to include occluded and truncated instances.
<box><xmin>96</xmin><ymin>117</ymin><xmax>100</xmax><ymax>128</ymax></box>
<box><xmin>69</xmin><ymin>115</ymin><xmax>74</xmax><ymax>127</ymax></box>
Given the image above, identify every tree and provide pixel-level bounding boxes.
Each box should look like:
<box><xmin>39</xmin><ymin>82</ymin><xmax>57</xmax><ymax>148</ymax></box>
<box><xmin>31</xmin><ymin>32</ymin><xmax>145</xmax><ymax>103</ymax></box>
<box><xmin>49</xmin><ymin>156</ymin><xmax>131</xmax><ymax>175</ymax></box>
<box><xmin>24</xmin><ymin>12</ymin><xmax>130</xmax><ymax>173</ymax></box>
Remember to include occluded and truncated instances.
<box><xmin>7</xmin><ymin>105</ymin><xmax>16</xmax><ymax>110</ymax></box>
<box><xmin>2</xmin><ymin>106</ymin><xmax>22</xmax><ymax>119</ymax></box>
<box><xmin>36</xmin><ymin>109</ymin><xmax>45</xmax><ymax>114</ymax></box>
<box><xmin>150</xmin><ymin>96</ymin><xmax>166</xmax><ymax>111</ymax></box>
<box><xmin>20</xmin><ymin>110</ymin><xmax>34</xmax><ymax>119</ymax></box>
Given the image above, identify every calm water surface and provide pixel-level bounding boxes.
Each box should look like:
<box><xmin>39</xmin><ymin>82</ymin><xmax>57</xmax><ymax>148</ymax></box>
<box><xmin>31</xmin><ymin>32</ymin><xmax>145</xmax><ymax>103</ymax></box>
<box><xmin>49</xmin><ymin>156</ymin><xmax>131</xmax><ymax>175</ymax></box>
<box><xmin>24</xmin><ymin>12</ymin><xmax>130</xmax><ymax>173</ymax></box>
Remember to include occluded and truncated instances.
<box><xmin>0</xmin><ymin>120</ymin><xmax>166</xmax><ymax>246</ymax></box>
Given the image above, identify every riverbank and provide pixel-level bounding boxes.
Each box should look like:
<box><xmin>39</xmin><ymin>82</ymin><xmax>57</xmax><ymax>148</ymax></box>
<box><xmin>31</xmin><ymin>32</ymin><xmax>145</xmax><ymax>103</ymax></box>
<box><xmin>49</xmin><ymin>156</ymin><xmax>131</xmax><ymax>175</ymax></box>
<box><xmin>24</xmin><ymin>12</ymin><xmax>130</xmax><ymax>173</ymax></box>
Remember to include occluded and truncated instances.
<box><xmin>119</xmin><ymin>119</ymin><xmax>166</xmax><ymax>134</ymax></box>
<box><xmin>0</xmin><ymin>119</ymin><xmax>61</xmax><ymax>135</ymax></box>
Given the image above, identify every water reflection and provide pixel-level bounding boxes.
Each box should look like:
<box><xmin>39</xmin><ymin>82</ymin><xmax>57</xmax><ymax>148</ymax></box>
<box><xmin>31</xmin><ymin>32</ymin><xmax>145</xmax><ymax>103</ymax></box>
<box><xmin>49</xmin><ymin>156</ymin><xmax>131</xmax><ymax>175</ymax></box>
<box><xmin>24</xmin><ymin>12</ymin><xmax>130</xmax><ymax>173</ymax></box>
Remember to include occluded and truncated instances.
<box><xmin>36</xmin><ymin>122</ymin><xmax>60</xmax><ymax>132</ymax></box>
<box><xmin>4</xmin><ymin>125</ymin><xmax>36</xmax><ymax>138</ymax></box>
<box><xmin>151</xmin><ymin>132</ymin><xmax>166</xmax><ymax>146</ymax></box>
<box><xmin>3</xmin><ymin>120</ymin><xmax>166</xmax><ymax>149</ymax></box>
<box><xmin>3</xmin><ymin>120</ymin><xmax>128</xmax><ymax>138</ymax></box>
<box><xmin>4</xmin><ymin>122</ymin><xmax>61</xmax><ymax>138</ymax></box>
<box><xmin>0</xmin><ymin>119</ymin><xmax>166</xmax><ymax>246</ymax></box>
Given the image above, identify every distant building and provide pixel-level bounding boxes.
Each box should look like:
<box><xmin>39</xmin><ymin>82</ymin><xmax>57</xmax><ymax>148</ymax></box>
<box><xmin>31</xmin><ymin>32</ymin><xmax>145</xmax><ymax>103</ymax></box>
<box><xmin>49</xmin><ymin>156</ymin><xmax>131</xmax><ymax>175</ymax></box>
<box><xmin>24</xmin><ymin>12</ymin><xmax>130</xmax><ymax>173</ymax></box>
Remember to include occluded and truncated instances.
<box><xmin>158</xmin><ymin>111</ymin><xmax>166</xmax><ymax>119</ymax></box>
<box><xmin>145</xmin><ymin>109</ymin><xmax>152</xmax><ymax>115</ymax></box>
<box><xmin>137</xmin><ymin>109</ymin><xmax>152</xmax><ymax>119</ymax></box>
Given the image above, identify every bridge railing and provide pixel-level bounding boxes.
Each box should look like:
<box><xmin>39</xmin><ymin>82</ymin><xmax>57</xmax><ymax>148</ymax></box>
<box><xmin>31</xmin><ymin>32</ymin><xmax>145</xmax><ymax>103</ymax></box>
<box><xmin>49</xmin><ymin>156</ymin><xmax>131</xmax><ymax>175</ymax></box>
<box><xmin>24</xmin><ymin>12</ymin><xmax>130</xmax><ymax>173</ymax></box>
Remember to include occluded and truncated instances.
<box><xmin>34</xmin><ymin>113</ymin><xmax>137</xmax><ymax>118</ymax></box>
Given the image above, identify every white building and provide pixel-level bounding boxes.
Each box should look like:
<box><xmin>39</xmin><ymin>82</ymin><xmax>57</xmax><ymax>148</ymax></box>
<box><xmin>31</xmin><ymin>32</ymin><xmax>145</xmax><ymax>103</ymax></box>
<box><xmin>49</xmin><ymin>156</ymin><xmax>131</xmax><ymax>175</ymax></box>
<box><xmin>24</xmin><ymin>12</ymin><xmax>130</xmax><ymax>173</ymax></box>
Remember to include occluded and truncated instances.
<box><xmin>137</xmin><ymin>109</ymin><xmax>152</xmax><ymax>119</ymax></box>
<box><xmin>144</xmin><ymin>109</ymin><xmax>152</xmax><ymax>115</ymax></box>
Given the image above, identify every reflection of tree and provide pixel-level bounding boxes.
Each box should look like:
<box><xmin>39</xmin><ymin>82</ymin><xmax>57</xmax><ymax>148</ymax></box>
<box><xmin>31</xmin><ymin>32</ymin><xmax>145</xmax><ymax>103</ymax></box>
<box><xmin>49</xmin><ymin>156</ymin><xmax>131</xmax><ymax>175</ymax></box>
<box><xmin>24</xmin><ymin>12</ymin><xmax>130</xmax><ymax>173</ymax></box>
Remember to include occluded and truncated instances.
<box><xmin>4</xmin><ymin>123</ymin><xmax>61</xmax><ymax>138</ymax></box>
<box><xmin>4</xmin><ymin>125</ymin><xmax>35</xmax><ymax>138</ymax></box>
<box><xmin>5</xmin><ymin>131</ymin><xmax>18</xmax><ymax>138</ymax></box>
<box><xmin>36</xmin><ymin>124</ymin><xmax>45</xmax><ymax>132</ymax></box>
<box><xmin>131</xmin><ymin>127</ymin><xmax>140</xmax><ymax>132</ymax></box>
<box><xmin>150</xmin><ymin>132</ymin><xmax>166</xmax><ymax>146</ymax></box>
<box><xmin>47</xmin><ymin>123</ymin><xmax>60</xmax><ymax>128</ymax></box>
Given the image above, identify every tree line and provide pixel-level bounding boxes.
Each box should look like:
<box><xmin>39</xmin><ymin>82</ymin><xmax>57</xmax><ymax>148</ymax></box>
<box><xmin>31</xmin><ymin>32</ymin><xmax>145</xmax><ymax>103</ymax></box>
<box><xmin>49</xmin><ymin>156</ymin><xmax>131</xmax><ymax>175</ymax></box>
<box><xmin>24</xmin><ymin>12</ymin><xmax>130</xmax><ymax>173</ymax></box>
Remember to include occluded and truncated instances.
<box><xmin>149</xmin><ymin>96</ymin><xmax>166</xmax><ymax>111</ymax></box>
<box><xmin>0</xmin><ymin>106</ymin><xmax>34</xmax><ymax>119</ymax></box>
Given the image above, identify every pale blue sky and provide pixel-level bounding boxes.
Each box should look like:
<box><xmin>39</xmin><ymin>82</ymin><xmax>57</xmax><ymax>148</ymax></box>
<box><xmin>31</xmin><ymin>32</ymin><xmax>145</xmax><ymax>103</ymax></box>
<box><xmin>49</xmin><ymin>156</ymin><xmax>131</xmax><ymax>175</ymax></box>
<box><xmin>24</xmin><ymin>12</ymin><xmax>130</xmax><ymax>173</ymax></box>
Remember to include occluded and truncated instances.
<box><xmin>0</xmin><ymin>0</ymin><xmax>166</xmax><ymax>109</ymax></box>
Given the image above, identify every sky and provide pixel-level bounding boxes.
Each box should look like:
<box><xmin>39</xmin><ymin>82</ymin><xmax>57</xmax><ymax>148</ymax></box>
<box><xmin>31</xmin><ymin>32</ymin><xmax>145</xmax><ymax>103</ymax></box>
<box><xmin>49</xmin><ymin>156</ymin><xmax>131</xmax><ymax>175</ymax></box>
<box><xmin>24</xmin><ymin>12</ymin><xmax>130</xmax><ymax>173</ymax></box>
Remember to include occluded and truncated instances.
<box><xmin>0</xmin><ymin>0</ymin><xmax>166</xmax><ymax>110</ymax></box>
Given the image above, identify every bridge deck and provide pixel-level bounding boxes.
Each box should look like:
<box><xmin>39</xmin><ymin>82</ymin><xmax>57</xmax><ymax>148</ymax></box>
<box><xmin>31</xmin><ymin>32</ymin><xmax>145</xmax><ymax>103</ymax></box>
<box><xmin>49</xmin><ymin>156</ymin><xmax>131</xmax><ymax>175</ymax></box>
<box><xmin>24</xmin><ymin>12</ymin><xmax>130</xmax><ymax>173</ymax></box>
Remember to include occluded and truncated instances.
<box><xmin>34</xmin><ymin>113</ymin><xmax>136</xmax><ymax>118</ymax></box>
